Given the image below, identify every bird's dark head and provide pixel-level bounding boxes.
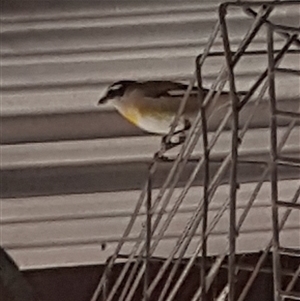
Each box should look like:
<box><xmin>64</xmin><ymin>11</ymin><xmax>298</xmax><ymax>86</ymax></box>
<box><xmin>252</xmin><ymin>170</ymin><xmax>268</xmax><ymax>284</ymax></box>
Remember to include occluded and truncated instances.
<box><xmin>98</xmin><ymin>80</ymin><xmax>136</xmax><ymax>105</ymax></box>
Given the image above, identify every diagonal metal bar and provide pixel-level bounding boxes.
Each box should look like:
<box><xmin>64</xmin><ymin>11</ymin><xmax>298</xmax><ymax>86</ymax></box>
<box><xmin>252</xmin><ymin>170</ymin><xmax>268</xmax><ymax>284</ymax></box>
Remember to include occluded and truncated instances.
<box><xmin>106</xmin><ymin>20</ymin><xmax>222</xmax><ymax>301</ymax></box>
<box><xmin>241</xmin><ymin>2</ymin><xmax>300</xmax><ymax>47</ymax></box>
<box><xmin>91</xmin><ymin>2</ymin><xmax>300</xmax><ymax>301</ymax></box>
<box><xmin>159</xmin><ymin>6</ymin><xmax>275</xmax><ymax>301</ymax></box>
<box><xmin>284</xmin><ymin>265</ymin><xmax>300</xmax><ymax>297</ymax></box>
<box><xmin>118</xmin><ymin>11</ymin><xmax>272</xmax><ymax>300</ymax></box>
<box><xmin>191</xmin><ymin>34</ymin><xmax>298</xmax><ymax>301</ymax></box>
<box><xmin>237</xmin><ymin>184</ymin><xmax>300</xmax><ymax>301</ymax></box>
<box><xmin>127</xmin><ymin>7</ymin><xmax>273</xmax><ymax>301</ymax></box>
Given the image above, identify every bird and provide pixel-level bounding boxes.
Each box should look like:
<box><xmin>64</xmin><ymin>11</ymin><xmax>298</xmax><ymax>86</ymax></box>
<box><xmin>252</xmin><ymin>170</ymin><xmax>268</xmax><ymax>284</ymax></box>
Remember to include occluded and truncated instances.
<box><xmin>97</xmin><ymin>80</ymin><xmax>232</xmax><ymax>153</ymax></box>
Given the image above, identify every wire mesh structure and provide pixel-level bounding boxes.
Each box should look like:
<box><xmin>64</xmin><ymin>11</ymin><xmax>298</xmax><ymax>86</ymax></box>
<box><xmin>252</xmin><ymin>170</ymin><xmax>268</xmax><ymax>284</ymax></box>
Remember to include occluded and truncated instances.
<box><xmin>90</xmin><ymin>1</ymin><xmax>300</xmax><ymax>301</ymax></box>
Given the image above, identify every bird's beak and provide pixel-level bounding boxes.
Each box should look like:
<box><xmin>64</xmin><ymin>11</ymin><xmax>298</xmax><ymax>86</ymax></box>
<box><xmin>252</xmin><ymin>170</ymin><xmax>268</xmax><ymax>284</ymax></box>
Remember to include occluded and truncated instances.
<box><xmin>98</xmin><ymin>95</ymin><xmax>109</xmax><ymax>105</ymax></box>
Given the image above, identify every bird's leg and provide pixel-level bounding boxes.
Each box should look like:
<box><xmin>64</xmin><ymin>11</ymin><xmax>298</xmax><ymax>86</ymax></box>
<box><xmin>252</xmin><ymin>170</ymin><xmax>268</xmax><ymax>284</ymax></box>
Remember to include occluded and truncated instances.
<box><xmin>161</xmin><ymin>119</ymin><xmax>191</xmax><ymax>151</ymax></box>
<box><xmin>156</xmin><ymin>119</ymin><xmax>191</xmax><ymax>162</ymax></box>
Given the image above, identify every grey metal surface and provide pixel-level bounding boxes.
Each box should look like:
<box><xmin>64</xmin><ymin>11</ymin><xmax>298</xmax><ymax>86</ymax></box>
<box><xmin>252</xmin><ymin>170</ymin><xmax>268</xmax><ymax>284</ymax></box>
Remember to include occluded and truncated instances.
<box><xmin>1</xmin><ymin>180</ymin><xmax>299</xmax><ymax>269</ymax></box>
<box><xmin>1</xmin><ymin>0</ymin><xmax>299</xmax><ymax>271</ymax></box>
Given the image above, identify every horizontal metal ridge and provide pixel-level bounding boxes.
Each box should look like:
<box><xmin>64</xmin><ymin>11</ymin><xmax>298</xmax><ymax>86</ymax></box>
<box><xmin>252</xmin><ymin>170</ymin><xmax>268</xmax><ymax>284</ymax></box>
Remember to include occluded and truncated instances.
<box><xmin>1</xmin><ymin>96</ymin><xmax>299</xmax><ymax>144</ymax></box>
<box><xmin>4</xmin><ymin>227</ymin><xmax>300</xmax><ymax>269</ymax></box>
<box><xmin>1</xmin><ymin>127</ymin><xmax>299</xmax><ymax>197</ymax></box>
<box><xmin>1</xmin><ymin>1</ymin><xmax>217</xmax><ymax>23</ymax></box>
<box><xmin>2</xmin><ymin>127</ymin><xmax>299</xmax><ymax>169</ymax></box>
<box><xmin>2</xmin><ymin>2</ymin><xmax>297</xmax><ymax>33</ymax></box>
<box><xmin>4</xmin><ymin>225</ymin><xmax>299</xmax><ymax>251</ymax></box>
<box><xmin>2</xmin><ymin>179</ymin><xmax>298</xmax><ymax>225</ymax></box>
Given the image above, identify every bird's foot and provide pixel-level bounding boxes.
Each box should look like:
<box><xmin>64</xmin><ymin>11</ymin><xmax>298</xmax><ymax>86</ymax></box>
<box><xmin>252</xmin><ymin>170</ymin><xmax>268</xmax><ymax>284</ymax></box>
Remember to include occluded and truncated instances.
<box><xmin>162</xmin><ymin>133</ymin><xmax>186</xmax><ymax>151</ymax></box>
<box><xmin>154</xmin><ymin>152</ymin><xmax>172</xmax><ymax>162</ymax></box>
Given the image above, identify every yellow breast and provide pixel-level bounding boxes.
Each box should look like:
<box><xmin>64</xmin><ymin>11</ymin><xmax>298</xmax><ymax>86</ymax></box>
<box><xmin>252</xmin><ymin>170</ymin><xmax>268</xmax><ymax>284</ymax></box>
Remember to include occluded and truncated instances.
<box><xmin>119</xmin><ymin>107</ymin><xmax>140</xmax><ymax>126</ymax></box>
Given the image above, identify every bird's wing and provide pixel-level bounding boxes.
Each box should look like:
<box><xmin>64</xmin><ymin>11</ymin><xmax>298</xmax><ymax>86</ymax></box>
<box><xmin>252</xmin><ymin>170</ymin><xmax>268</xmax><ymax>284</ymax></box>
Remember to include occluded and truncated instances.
<box><xmin>140</xmin><ymin>81</ymin><xmax>198</xmax><ymax>98</ymax></box>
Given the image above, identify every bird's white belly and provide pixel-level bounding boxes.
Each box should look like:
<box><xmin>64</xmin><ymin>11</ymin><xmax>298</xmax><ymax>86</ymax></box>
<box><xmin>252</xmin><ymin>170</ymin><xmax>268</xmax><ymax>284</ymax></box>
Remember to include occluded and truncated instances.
<box><xmin>114</xmin><ymin>103</ymin><xmax>185</xmax><ymax>135</ymax></box>
<box><xmin>136</xmin><ymin>114</ymin><xmax>184</xmax><ymax>135</ymax></box>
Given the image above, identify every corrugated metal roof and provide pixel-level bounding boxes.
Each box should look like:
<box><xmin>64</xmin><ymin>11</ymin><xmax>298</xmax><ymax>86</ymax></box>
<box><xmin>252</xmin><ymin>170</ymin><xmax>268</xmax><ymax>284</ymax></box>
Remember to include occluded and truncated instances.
<box><xmin>2</xmin><ymin>180</ymin><xmax>299</xmax><ymax>269</ymax></box>
<box><xmin>1</xmin><ymin>0</ymin><xmax>299</xmax><ymax>270</ymax></box>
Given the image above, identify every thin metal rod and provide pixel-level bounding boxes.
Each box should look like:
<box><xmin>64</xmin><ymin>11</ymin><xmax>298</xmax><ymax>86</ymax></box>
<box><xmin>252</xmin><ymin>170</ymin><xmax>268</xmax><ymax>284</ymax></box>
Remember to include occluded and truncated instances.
<box><xmin>275</xmin><ymin>67</ymin><xmax>300</xmax><ymax>76</ymax></box>
<box><xmin>163</xmin><ymin>197</ymin><xmax>230</xmax><ymax>301</ymax></box>
<box><xmin>123</xmin><ymin>134</ymin><xmax>206</xmax><ymax>301</ymax></box>
<box><xmin>279</xmin><ymin>291</ymin><xmax>300</xmax><ymax>300</ymax></box>
<box><xmin>278</xmin><ymin>247</ymin><xmax>300</xmax><ymax>257</ymax></box>
<box><xmin>164</xmin><ymin>56</ymin><xmax>270</xmax><ymax>301</ymax></box>
<box><xmin>117</xmin><ymin>23</ymin><xmax>222</xmax><ymax>301</ymax></box>
<box><xmin>228</xmin><ymin>1</ymin><xmax>300</xmax><ymax>7</ymax></box>
<box><xmin>268</xmin><ymin>25</ymin><xmax>282</xmax><ymax>301</ymax></box>
<box><xmin>106</xmin><ymin>83</ymin><xmax>210</xmax><ymax>301</ymax></box>
<box><xmin>237</xmin><ymin>185</ymin><xmax>300</xmax><ymax>301</ymax></box>
<box><xmin>132</xmin><ymin>34</ymin><xmax>296</xmax><ymax>298</ymax></box>
<box><xmin>90</xmin><ymin>168</ymin><xmax>150</xmax><ymax>301</ymax></box>
<box><xmin>193</xmin><ymin>81</ymin><xmax>271</xmax><ymax>300</ymax></box>
<box><xmin>196</xmin><ymin>54</ymin><xmax>210</xmax><ymax>301</ymax></box>
<box><xmin>200</xmin><ymin>48</ymin><xmax>298</xmax><ymax>301</ymax></box>
<box><xmin>144</xmin><ymin>175</ymin><xmax>152</xmax><ymax>301</ymax></box>
<box><xmin>276</xmin><ymin>200</ymin><xmax>300</xmax><ymax>209</ymax></box>
<box><xmin>93</xmin><ymin>2</ymin><xmax>298</xmax><ymax>300</ymax></box>
<box><xmin>277</xmin><ymin>155</ymin><xmax>300</xmax><ymax>167</ymax></box>
<box><xmin>285</xmin><ymin>265</ymin><xmax>300</xmax><ymax>294</ymax></box>
<box><xmin>219</xmin><ymin>4</ymin><xmax>239</xmax><ymax>301</ymax></box>
<box><xmin>242</xmin><ymin>4</ymin><xmax>300</xmax><ymax>47</ymax></box>
<box><xmin>96</xmin><ymin>40</ymin><xmax>221</xmax><ymax>299</ymax></box>
<box><xmin>148</xmin><ymin>112</ymin><xmax>232</xmax><ymax>301</ymax></box>
<box><xmin>276</xmin><ymin>110</ymin><xmax>300</xmax><ymax>120</ymax></box>
<box><xmin>190</xmin><ymin>202</ymin><xmax>230</xmax><ymax>301</ymax></box>
<box><xmin>115</xmin><ymin>25</ymin><xmax>222</xmax><ymax>300</ymax></box>
<box><xmin>239</xmin><ymin>35</ymin><xmax>298</xmax><ymax>109</ymax></box>
<box><xmin>192</xmin><ymin>49</ymin><xmax>300</xmax><ymax>58</ymax></box>
<box><xmin>211</xmin><ymin>18</ymin><xmax>295</xmax><ymax>301</ymax></box>
<box><xmin>153</xmin><ymin>8</ymin><xmax>274</xmax><ymax>300</ymax></box>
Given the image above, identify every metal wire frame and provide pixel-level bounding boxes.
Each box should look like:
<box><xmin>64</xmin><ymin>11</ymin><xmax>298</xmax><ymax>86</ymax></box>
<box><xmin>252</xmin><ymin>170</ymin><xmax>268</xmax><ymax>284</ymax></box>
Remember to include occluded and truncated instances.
<box><xmin>216</xmin><ymin>3</ymin><xmax>300</xmax><ymax>301</ymax></box>
<box><xmin>90</xmin><ymin>2</ymin><xmax>300</xmax><ymax>301</ymax></box>
<box><xmin>237</xmin><ymin>185</ymin><xmax>300</xmax><ymax>301</ymax></box>
<box><xmin>268</xmin><ymin>24</ymin><xmax>300</xmax><ymax>300</ymax></box>
<box><xmin>137</xmin><ymin>8</ymin><xmax>276</xmax><ymax>298</ymax></box>
<box><xmin>191</xmin><ymin>44</ymin><xmax>299</xmax><ymax>301</ymax></box>
<box><xmin>162</xmin><ymin>47</ymin><xmax>297</xmax><ymax>301</ymax></box>
<box><xmin>99</xmin><ymin>11</ymin><xmax>270</xmax><ymax>298</ymax></box>
<box><xmin>217</xmin><ymin>3</ymin><xmax>300</xmax><ymax>301</ymax></box>
<box><xmin>192</xmin><ymin>9</ymin><xmax>294</xmax><ymax>301</ymax></box>
<box><xmin>129</xmin><ymin>11</ymin><xmax>284</xmax><ymax>298</ymax></box>
<box><xmin>103</xmin><ymin>12</ymin><xmax>264</xmax><ymax>298</ymax></box>
<box><xmin>90</xmin><ymin>20</ymin><xmax>222</xmax><ymax>301</ymax></box>
<box><xmin>184</xmin><ymin>7</ymin><xmax>294</xmax><ymax>300</ymax></box>
<box><xmin>144</xmin><ymin>8</ymin><xmax>292</xmax><ymax>300</ymax></box>
<box><xmin>240</xmin><ymin>1</ymin><xmax>300</xmax><ymax>47</ymax></box>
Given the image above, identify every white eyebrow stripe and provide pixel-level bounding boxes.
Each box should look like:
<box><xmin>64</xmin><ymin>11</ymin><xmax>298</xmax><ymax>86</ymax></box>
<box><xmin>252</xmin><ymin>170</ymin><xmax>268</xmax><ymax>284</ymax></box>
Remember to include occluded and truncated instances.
<box><xmin>109</xmin><ymin>84</ymin><xmax>123</xmax><ymax>91</ymax></box>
